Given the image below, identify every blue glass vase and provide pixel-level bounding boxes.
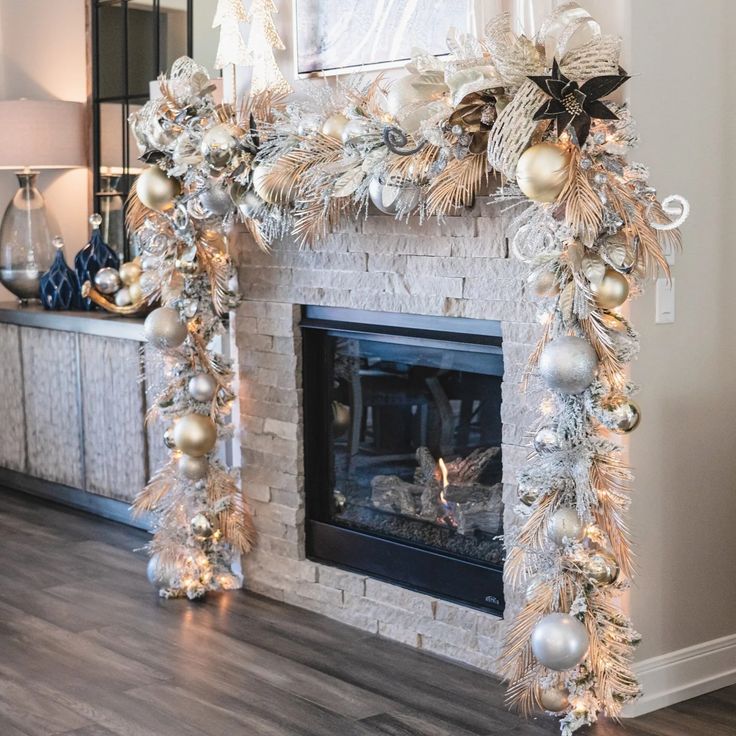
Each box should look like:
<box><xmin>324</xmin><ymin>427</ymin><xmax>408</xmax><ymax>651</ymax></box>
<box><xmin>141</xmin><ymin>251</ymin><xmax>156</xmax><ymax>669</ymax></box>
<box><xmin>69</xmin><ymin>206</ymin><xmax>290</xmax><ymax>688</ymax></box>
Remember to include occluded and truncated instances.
<box><xmin>75</xmin><ymin>213</ymin><xmax>119</xmax><ymax>310</ymax></box>
<box><xmin>40</xmin><ymin>237</ymin><xmax>81</xmax><ymax>310</ymax></box>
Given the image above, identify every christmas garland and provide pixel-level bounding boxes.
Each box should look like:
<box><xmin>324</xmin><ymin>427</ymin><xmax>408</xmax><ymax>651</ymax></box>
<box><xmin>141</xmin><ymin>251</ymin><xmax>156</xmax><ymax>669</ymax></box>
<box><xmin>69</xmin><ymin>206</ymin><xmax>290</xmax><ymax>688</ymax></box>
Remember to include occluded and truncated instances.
<box><xmin>126</xmin><ymin>4</ymin><xmax>688</xmax><ymax>733</ymax></box>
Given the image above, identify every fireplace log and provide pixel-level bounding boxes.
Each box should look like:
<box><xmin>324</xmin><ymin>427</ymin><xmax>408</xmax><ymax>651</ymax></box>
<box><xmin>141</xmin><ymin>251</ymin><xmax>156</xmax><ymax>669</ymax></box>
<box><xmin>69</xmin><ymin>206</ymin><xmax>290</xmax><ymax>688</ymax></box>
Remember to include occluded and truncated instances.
<box><xmin>452</xmin><ymin>482</ymin><xmax>504</xmax><ymax>535</ymax></box>
<box><xmin>371</xmin><ymin>475</ymin><xmax>422</xmax><ymax>515</ymax></box>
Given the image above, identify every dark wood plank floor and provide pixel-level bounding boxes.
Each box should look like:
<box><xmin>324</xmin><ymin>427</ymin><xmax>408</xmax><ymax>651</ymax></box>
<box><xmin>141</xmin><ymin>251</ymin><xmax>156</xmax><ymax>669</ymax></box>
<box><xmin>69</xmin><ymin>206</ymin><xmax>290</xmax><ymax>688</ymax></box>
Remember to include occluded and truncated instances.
<box><xmin>0</xmin><ymin>488</ymin><xmax>733</xmax><ymax>736</ymax></box>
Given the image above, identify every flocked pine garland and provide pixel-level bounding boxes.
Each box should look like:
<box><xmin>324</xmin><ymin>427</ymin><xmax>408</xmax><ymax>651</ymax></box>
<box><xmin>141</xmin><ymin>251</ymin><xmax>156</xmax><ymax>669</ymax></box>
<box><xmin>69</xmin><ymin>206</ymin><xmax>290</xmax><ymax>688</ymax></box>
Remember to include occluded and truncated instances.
<box><xmin>127</xmin><ymin>4</ymin><xmax>688</xmax><ymax>733</ymax></box>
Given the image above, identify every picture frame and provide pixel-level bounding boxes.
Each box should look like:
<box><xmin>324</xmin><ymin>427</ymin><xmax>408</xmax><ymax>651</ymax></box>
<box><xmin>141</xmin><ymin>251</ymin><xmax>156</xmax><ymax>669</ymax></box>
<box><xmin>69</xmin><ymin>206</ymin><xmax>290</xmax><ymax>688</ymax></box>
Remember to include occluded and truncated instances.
<box><xmin>292</xmin><ymin>0</ymin><xmax>499</xmax><ymax>78</ymax></box>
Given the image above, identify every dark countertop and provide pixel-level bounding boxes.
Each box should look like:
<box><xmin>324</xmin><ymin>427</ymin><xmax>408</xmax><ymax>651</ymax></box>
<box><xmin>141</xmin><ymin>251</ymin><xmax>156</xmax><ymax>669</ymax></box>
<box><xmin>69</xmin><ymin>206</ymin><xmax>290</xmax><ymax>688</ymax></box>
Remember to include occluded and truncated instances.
<box><xmin>0</xmin><ymin>302</ymin><xmax>145</xmax><ymax>341</ymax></box>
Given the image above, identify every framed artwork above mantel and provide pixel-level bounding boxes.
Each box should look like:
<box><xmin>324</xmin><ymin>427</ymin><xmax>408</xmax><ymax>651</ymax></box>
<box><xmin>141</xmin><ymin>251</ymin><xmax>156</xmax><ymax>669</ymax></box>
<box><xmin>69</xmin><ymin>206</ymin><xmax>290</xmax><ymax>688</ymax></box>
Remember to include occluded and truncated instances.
<box><xmin>292</xmin><ymin>0</ymin><xmax>498</xmax><ymax>77</ymax></box>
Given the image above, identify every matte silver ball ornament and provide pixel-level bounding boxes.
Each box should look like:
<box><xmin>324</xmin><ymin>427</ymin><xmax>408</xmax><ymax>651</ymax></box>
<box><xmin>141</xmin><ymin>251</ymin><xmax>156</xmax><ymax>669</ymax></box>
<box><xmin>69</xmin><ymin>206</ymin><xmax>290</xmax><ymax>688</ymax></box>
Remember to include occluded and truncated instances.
<box><xmin>188</xmin><ymin>373</ymin><xmax>217</xmax><ymax>402</ymax></box>
<box><xmin>531</xmin><ymin>613</ymin><xmax>589</xmax><ymax>671</ymax></box>
<box><xmin>178</xmin><ymin>454</ymin><xmax>209</xmax><ymax>481</ymax></box>
<box><xmin>533</xmin><ymin>425</ymin><xmax>562</xmax><ymax>454</ymax></box>
<box><xmin>144</xmin><ymin>307</ymin><xmax>188</xmax><ymax>350</ymax></box>
<box><xmin>94</xmin><ymin>267</ymin><xmax>122</xmax><ymax>295</ymax></box>
<box><xmin>539</xmin><ymin>336</ymin><xmax>598</xmax><ymax>395</ymax></box>
<box><xmin>548</xmin><ymin>507</ymin><xmax>585</xmax><ymax>546</ymax></box>
<box><xmin>539</xmin><ymin>686</ymin><xmax>570</xmax><ymax>712</ymax></box>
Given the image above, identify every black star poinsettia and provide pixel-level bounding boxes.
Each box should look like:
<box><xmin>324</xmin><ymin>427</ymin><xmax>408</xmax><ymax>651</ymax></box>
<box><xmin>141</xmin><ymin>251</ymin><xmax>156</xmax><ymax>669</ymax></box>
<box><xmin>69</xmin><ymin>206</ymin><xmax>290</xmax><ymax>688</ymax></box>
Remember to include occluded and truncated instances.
<box><xmin>529</xmin><ymin>59</ymin><xmax>630</xmax><ymax>145</ymax></box>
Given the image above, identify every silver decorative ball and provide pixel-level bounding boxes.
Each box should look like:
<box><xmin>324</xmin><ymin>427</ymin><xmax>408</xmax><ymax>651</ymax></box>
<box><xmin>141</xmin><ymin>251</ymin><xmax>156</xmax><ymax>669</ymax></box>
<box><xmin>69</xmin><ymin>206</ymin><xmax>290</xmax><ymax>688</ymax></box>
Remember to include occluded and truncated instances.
<box><xmin>368</xmin><ymin>177</ymin><xmax>420</xmax><ymax>215</ymax></box>
<box><xmin>539</xmin><ymin>336</ymin><xmax>598</xmax><ymax>395</ymax></box>
<box><xmin>178</xmin><ymin>454</ymin><xmax>209</xmax><ymax>481</ymax></box>
<box><xmin>163</xmin><ymin>427</ymin><xmax>176</xmax><ymax>449</ymax></box>
<box><xmin>199</xmin><ymin>180</ymin><xmax>233</xmax><ymax>216</ymax></box>
<box><xmin>526</xmin><ymin>575</ymin><xmax>544</xmax><ymax>601</ymax></box>
<box><xmin>144</xmin><ymin>307</ymin><xmax>188</xmax><ymax>350</ymax></box>
<box><xmin>533</xmin><ymin>425</ymin><xmax>562</xmax><ymax>454</ymax></box>
<box><xmin>94</xmin><ymin>267</ymin><xmax>122</xmax><ymax>295</ymax></box>
<box><xmin>605</xmin><ymin>396</ymin><xmax>641</xmax><ymax>433</ymax></box>
<box><xmin>201</xmin><ymin>122</ymin><xmax>241</xmax><ymax>169</ymax></box>
<box><xmin>114</xmin><ymin>287</ymin><xmax>132</xmax><ymax>307</ymax></box>
<box><xmin>518</xmin><ymin>482</ymin><xmax>540</xmax><ymax>506</ymax></box>
<box><xmin>341</xmin><ymin>118</ymin><xmax>372</xmax><ymax>144</ymax></box>
<box><xmin>540</xmin><ymin>685</ymin><xmax>570</xmax><ymax>712</ymax></box>
<box><xmin>188</xmin><ymin>373</ymin><xmax>217</xmax><ymax>402</ymax></box>
<box><xmin>581</xmin><ymin>551</ymin><xmax>619</xmax><ymax>585</ymax></box>
<box><xmin>190</xmin><ymin>512</ymin><xmax>212</xmax><ymax>538</ymax></box>
<box><xmin>531</xmin><ymin>613</ymin><xmax>589</xmax><ymax>671</ymax></box>
<box><xmin>146</xmin><ymin>554</ymin><xmax>167</xmax><ymax>587</ymax></box>
<box><xmin>547</xmin><ymin>507</ymin><xmax>585</xmax><ymax>546</ymax></box>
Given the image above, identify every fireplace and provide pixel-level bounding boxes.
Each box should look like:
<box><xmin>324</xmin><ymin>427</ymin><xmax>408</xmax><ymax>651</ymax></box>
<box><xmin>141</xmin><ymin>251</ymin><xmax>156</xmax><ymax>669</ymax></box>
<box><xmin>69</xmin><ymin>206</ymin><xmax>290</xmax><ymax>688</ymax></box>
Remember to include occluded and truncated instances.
<box><xmin>302</xmin><ymin>306</ymin><xmax>505</xmax><ymax>615</ymax></box>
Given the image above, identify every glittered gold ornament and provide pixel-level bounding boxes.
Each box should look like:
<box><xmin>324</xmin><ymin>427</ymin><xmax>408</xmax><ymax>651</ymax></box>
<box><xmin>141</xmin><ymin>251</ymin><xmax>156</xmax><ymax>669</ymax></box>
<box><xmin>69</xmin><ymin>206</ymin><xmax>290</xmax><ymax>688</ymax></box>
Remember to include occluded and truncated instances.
<box><xmin>321</xmin><ymin>113</ymin><xmax>349</xmax><ymax>141</ymax></box>
<box><xmin>144</xmin><ymin>307</ymin><xmax>188</xmax><ymax>350</ymax></box>
<box><xmin>135</xmin><ymin>166</ymin><xmax>181</xmax><ymax>211</ymax></box>
<box><xmin>252</xmin><ymin>164</ymin><xmax>292</xmax><ymax>206</ymax></box>
<box><xmin>119</xmin><ymin>261</ymin><xmax>142</xmax><ymax>286</ymax></box>
<box><xmin>581</xmin><ymin>550</ymin><xmax>619</xmax><ymax>585</ymax></box>
<box><xmin>590</xmin><ymin>268</ymin><xmax>629</xmax><ymax>309</ymax></box>
<box><xmin>547</xmin><ymin>507</ymin><xmax>585</xmax><ymax>546</ymax></box>
<box><xmin>178</xmin><ymin>454</ymin><xmax>209</xmax><ymax>481</ymax></box>
<box><xmin>516</xmin><ymin>143</ymin><xmax>572</xmax><ymax>203</ymax></box>
<box><xmin>201</xmin><ymin>122</ymin><xmax>241</xmax><ymax>169</ymax></box>
<box><xmin>540</xmin><ymin>686</ymin><xmax>570</xmax><ymax>712</ymax></box>
<box><xmin>527</xmin><ymin>270</ymin><xmax>560</xmax><ymax>297</ymax></box>
<box><xmin>604</xmin><ymin>395</ymin><xmax>641</xmax><ymax>433</ymax></box>
<box><xmin>173</xmin><ymin>414</ymin><xmax>217</xmax><ymax>457</ymax></box>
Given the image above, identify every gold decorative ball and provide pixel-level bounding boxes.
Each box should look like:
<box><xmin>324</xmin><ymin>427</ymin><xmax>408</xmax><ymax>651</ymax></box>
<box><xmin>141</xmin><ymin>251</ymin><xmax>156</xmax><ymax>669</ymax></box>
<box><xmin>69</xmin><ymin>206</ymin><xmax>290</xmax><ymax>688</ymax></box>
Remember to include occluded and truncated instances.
<box><xmin>590</xmin><ymin>268</ymin><xmax>629</xmax><ymax>309</ymax></box>
<box><xmin>527</xmin><ymin>270</ymin><xmax>560</xmax><ymax>297</ymax></box>
<box><xmin>581</xmin><ymin>550</ymin><xmax>619</xmax><ymax>585</ymax></box>
<box><xmin>516</xmin><ymin>143</ymin><xmax>572</xmax><ymax>203</ymax></box>
<box><xmin>252</xmin><ymin>164</ymin><xmax>292</xmax><ymax>206</ymax></box>
<box><xmin>321</xmin><ymin>113</ymin><xmax>349</xmax><ymax>141</ymax></box>
<box><xmin>547</xmin><ymin>507</ymin><xmax>585</xmax><ymax>546</ymax></box>
<box><xmin>173</xmin><ymin>414</ymin><xmax>217</xmax><ymax>457</ymax></box>
<box><xmin>119</xmin><ymin>261</ymin><xmax>142</xmax><ymax>286</ymax></box>
<box><xmin>540</xmin><ymin>686</ymin><xmax>570</xmax><ymax>713</ymax></box>
<box><xmin>604</xmin><ymin>395</ymin><xmax>641</xmax><ymax>433</ymax></box>
<box><xmin>136</xmin><ymin>166</ymin><xmax>181</xmax><ymax>212</ymax></box>
<box><xmin>178</xmin><ymin>454</ymin><xmax>209</xmax><ymax>481</ymax></box>
<box><xmin>128</xmin><ymin>281</ymin><xmax>143</xmax><ymax>304</ymax></box>
<box><xmin>143</xmin><ymin>307</ymin><xmax>188</xmax><ymax>350</ymax></box>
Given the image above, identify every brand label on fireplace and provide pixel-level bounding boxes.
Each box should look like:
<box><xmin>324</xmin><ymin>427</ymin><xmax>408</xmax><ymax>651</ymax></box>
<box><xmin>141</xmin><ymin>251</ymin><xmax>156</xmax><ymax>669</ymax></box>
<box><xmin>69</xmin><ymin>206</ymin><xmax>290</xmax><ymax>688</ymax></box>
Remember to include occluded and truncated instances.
<box><xmin>484</xmin><ymin>595</ymin><xmax>500</xmax><ymax>605</ymax></box>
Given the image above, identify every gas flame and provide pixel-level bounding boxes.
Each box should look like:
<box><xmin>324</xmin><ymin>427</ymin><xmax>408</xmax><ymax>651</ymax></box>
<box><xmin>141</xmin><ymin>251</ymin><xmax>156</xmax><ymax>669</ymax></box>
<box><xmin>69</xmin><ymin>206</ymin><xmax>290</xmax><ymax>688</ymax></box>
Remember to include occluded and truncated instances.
<box><xmin>438</xmin><ymin>458</ymin><xmax>449</xmax><ymax>504</ymax></box>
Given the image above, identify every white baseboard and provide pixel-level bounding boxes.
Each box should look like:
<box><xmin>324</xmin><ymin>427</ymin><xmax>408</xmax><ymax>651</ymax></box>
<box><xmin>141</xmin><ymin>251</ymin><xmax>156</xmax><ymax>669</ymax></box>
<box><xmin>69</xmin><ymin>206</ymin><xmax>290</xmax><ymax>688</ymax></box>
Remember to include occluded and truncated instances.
<box><xmin>622</xmin><ymin>633</ymin><xmax>736</xmax><ymax>718</ymax></box>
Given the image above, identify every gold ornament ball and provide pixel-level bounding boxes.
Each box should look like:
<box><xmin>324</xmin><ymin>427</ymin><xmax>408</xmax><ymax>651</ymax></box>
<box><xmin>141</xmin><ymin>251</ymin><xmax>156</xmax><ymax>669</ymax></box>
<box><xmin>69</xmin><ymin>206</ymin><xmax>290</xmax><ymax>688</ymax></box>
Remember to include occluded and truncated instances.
<box><xmin>252</xmin><ymin>164</ymin><xmax>292</xmax><ymax>206</ymax></box>
<box><xmin>581</xmin><ymin>550</ymin><xmax>619</xmax><ymax>585</ymax></box>
<box><xmin>321</xmin><ymin>113</ymin><xmax>349</xmax><ymax>141</ymax></box>
<box><xmin>119</xmin><ymin>261</ymin><xmax>142</xmax><ymax>286</ymax></box>
<box><xmin>540</xmin><ymin>686</ymin><xmax>570</xmax><ymax>713</ymax></box>
<box><xmin>516</xmin><ymin>143</ymin><xmax>572</xmax><ymax>203</ymax></box>
<box><xmin>590</xmin><ymin>268</ymin><xmax>629</xmax><ymax>309</ymax></box>
<box><xmin>178</xmin><ymin>454</ymin><xmax>209</xmax><ymax>481</ymax></box>
<box><xmin>144</xmin><ymin>307</ymin><xmax>188</xmax><ymax>350</ymax></box>
<box><xmin>173</xmin><ymin>414</ymin><xmax>217</xmax><ymax>457</ymax></box>
<box><xmin>547</xmin><ymin>506</ymin><xmax>585</xmax><ymax>546</ymax></box>
<box><xmin>128</xmin><ymin>281</ymin><xmax>143</xmax><ymax>304</ymax></box>
<box><xmin>136</xmin><ymin>166</ymin><xmax>181</xmax><ymax>212</ymax></box>
<box><xmin>527</xmin><ymin>270</ymin><xmax>560</xmax><ymax>298</ymax></box>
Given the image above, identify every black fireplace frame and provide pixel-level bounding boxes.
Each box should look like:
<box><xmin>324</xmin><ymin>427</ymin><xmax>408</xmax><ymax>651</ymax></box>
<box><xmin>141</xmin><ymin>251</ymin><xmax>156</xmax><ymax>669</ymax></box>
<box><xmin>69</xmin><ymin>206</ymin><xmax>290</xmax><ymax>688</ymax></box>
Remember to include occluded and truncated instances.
<box><xmin>301</xmin><ymin>306</ymin><xmax>506</xmax><ymax>616</ymax></box>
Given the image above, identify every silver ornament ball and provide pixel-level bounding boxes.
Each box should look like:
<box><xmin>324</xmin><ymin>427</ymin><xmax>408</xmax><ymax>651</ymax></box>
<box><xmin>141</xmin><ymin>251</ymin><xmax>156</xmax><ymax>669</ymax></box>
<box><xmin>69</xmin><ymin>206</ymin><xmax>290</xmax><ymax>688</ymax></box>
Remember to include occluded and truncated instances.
<box><xmin>518</xmin><ymin>482</ymin><xmax>540</xmax><ymax>507</ymax></box>
<box><xmin>368</xmin><ymin>177</ymin><xmax>420</xmax><ymax>215</ymax></box>
<box><xmin>163</xmin><ymin>427</ymin><xmax>176</xmax><ymax>450</ymax></box>
<box><xmin>533</xmin><ymin>425</ymin><xmax>562</xmax><ymax>454</ymax></box>
<box><xmin>547</xmin><ymin>507</ymin><xmax>585</xmax><ymax>546</ymax></box>
<box><xmin>188</xmin><ymin>373</ymin><xmax>217</xmax><ymax>402</ymax></box>
<box><xmin>531</xmin><ymin>613</ymin><xmax>589</xmax><ymax>671</ymax></box>
<box><xmin>114</xmin><ymin>287</ymin><xmax>132</xmax><ymax>307</ymax></box>
<box><xmin>581</xmin><ymin>551</ymin><xmax>619</xmax><ymax>585</ymax></box>
<box><xmin>201</xmin><ymin>123</ymin><xmax>241</xmax><ymax>169</ymax></box>
<box><xmin>190</xmin><ymin>512</ymin><xmax>212</xmax><ymax>538</ymax></box>
<box><xmin>539</xmin><ymin>336</ymin><xmax>598</xmax><ymax>395</ymax></box>
<box><xmin>94</xmin><ymin>267</ymin><xmax>122</xmax><ymax>295</ymax></box>
<box><xmin>199</xmin><ymin>181</ymin><xmax>233</xmax><ymax>216</ymax></box>
<box><xmin>144</xmin><ymin>307</ymin><xmax>188</xmax><ymax>350</ymax></box>
<box><xmin>178</xmin><ymin>454</ymin><xmax>209</xmax><ymax>481</ymax></box>
<box><xmin>146</xmin><ymin>554</ymin><xmax>168</xmax><ymax>587</ymax></box>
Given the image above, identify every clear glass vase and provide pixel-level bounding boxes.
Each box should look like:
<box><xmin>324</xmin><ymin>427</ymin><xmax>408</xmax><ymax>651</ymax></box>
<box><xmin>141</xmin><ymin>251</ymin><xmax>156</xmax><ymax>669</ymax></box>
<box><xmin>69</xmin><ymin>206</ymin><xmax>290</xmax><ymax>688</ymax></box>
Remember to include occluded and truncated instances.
<box><xmin>0</xmin><ymin>171</ymin><xmax>60</xmax><ymax>303</ymax></box>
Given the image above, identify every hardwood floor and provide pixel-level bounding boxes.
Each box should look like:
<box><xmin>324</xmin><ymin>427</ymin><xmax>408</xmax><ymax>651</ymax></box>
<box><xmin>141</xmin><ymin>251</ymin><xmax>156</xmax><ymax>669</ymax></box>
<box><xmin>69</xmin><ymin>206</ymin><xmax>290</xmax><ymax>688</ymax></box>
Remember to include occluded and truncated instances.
<box><xmin>0</xmin><ymin>488</ymin><xmax>733</xmax><ymax>736</ymax></box>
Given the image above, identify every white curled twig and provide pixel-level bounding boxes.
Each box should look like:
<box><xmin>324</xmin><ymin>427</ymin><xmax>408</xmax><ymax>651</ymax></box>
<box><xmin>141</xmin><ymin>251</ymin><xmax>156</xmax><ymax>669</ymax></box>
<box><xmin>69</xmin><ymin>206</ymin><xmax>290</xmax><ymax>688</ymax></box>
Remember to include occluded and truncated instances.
<box><xmin>651</xmin><ymin>194</ymin><xmax>690</xmax><ymax>231</ymax></box>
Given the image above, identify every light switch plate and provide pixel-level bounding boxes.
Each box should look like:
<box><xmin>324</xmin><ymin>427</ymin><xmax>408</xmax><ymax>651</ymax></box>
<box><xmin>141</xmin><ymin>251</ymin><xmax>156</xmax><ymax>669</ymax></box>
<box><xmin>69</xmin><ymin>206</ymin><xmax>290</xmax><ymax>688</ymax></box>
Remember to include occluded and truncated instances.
<box><xmin>655</xmin><ymin>277</ymin><xmax>675</xmax><ymax>323</ymax></box>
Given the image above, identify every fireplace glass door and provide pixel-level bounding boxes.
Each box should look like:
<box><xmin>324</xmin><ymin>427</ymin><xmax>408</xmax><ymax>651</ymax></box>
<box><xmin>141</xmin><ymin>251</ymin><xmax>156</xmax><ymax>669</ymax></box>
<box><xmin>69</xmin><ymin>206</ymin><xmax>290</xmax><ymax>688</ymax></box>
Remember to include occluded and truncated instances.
<box><xmin>302</xmin><ymin>307</ymin><xmax>505</xmax><ymax>614</ymax></box>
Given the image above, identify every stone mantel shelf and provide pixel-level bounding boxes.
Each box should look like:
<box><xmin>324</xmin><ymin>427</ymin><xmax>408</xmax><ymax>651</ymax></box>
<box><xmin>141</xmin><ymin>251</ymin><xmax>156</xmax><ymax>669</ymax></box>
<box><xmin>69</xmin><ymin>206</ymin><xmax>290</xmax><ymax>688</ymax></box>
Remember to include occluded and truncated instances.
<box><xmin>0</xmin><ymin>302</ymin><xmax>145</xmax><ymax>341</ymax></box>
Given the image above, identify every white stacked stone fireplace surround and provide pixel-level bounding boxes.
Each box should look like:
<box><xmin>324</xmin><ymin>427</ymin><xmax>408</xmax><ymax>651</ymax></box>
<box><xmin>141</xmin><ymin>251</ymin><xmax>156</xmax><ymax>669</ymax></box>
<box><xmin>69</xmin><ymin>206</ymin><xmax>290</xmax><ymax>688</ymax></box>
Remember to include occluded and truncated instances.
<box><xmin>234</xmin><ymin>199</ymin><xmax>542</xmax><ymax>673</ymax></box>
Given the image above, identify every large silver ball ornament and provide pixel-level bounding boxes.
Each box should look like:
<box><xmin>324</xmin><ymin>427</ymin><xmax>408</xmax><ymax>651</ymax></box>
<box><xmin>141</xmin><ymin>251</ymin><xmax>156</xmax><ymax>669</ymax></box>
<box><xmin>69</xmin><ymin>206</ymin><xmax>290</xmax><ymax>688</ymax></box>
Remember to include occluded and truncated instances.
<box><xmin>188</xmin><ymin>373</ymin><xmax>217</xmax><ymax>402</ymax></box>
<box><xmin>533</xmin><ymin>425</ymin><xmax>562</xmax><ymax>454</ymax></box>
<box><xmin>178</xmin><ymin>454</ymin><xmax>209</xmax><ymax>481</ymax></box>
<box><xmin>173</xmin><ymin>414</ymin><xmax>217</xmax><ymax>457</ymax></box>
<box><xmin>200</xmin><ymin>122</ymin><xmax>241</xmax><ymax>169</ymax></box>
<box><xmin>144</xmin><ymin>307</ymin><xmax>188</xmax><ymax>350</ymax></box>
<box><xmin>94</xmin><ymin>267</ymin><xmax>122</xmax><ymax>295</ymax></box>
<box><xmin>539</xmin><ymin>686</ymin><xmax>570</xmax><ymax>712</ymax></box>
<box><xmin>547</xmin><ymin>507</ymin><xmax>585</xmax><ymax>546</ymax></box>
<box><xmin>136</xmin><ymin>166</ymin><xmax>181</xmax><ymax>211</ymax></box>
<box><xmin>539</xmin><ymin>336</ymin><xmax>598</xmax><ymax>395</ymax></box>
<box><xmin>146</xmin><ymin>554</ymin><xmax>168</xmax><ymax>587</ymax></box>
<box><xmin>531</xmin><ymin>613</ymin><xmax>589</xmax><ymax>671</ymax></box>
<box><xmin>368</xmin><ymin>177</ymin><xmax>420</xmax><ymax>215</ymax></box>
<box><xmin>581</xmin><ymin>551</ymin><xmax>619</xmax><ymax>585</ymax></box>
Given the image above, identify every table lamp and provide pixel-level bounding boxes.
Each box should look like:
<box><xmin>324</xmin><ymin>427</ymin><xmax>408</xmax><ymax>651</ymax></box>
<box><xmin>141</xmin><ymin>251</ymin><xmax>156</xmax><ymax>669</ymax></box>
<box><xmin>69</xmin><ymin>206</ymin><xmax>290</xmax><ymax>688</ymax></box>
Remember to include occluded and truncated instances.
<box><xmin>0</xmin><ymin>99</ymin><xmax>86</xmax><ymax>302</ymax></box>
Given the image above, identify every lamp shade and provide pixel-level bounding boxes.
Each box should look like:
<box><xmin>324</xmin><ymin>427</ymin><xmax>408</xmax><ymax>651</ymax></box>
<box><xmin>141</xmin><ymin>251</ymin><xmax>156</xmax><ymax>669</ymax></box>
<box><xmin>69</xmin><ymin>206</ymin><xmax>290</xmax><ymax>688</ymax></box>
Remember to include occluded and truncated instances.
<box><xmin>0</xmin><ymin>100</ymin><xmax>86</xmax><ymax>170</ymax></box>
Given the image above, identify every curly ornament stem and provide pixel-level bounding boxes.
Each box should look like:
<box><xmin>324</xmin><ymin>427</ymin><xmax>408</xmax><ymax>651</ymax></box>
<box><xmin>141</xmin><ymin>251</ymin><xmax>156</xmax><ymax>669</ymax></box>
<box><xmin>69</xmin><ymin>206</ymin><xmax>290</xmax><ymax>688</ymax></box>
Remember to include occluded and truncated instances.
<box><xmin>651</xmin><ymin>194</ymin><xmax>690</xmax><ymax>231</ymax></box>
<box><xmin>383</xmin><ymin>126</ymin><xmax>427</xmax><ymax>156</ymax></box>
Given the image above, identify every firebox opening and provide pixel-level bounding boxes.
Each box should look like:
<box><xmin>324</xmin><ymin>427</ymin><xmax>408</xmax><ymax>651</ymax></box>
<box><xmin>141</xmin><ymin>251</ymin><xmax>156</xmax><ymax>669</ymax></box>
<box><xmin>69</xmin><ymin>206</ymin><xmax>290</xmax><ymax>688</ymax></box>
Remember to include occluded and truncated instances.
<box><xmin>302</xmin><ymin>306</ymin><xmax>506</xmax><ymax>615</ymax></box>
